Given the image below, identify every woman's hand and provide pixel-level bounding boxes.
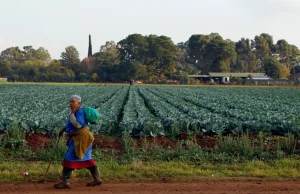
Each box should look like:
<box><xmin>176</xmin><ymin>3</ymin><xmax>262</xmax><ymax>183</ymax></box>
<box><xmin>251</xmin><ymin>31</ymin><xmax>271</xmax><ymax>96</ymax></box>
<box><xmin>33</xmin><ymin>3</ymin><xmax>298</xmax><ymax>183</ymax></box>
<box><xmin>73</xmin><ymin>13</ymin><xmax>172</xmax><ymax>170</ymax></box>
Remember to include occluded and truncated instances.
<box><xmin>71</xmin><ymin>107</ymin><xmax>79</xmax><ymax>114</ymax></box>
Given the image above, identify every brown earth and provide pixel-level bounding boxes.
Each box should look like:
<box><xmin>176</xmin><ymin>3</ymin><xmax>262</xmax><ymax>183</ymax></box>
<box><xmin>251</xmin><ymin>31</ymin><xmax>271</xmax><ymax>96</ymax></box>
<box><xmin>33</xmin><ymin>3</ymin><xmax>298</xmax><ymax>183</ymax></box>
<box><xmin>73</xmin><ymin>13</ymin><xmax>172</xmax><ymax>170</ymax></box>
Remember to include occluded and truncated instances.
<box><xmin>25</xmin><ymin>133</ymin><xmax>52</xmax><ymax>151</ymax></box>
<box><xmin>23</xmin><ymin>133</ymin><xmax>218</xmax><ymax>153</ymax></box>
<box><xmin>2</xmin><ymin>132</ymin><xmax>298</xmax><ymax>153</ymax></box>
<box><xmin>1</xmin><ymin>180</ymin><xmax>300</xmax><ymax>194</ymax></box>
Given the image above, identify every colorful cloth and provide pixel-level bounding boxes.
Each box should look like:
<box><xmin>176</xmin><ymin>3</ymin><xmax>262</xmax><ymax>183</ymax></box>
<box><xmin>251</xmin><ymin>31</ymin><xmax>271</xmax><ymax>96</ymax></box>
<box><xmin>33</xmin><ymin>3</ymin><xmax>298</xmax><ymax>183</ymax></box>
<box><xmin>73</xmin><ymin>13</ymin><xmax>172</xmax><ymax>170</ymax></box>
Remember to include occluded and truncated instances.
<box><xmin>63</xmin><ymin>108</ymin><xmax>95</xmax><ymax>169</ymax></box>
<box><xmin>69</xmin><ymin>127</ymin><xmax>94</xmax><ymax>159</ymax></box>
<box><xmin>62</xmin><ymin>159</ymin><xmax>96</xmax><ymax>169</ymax></box>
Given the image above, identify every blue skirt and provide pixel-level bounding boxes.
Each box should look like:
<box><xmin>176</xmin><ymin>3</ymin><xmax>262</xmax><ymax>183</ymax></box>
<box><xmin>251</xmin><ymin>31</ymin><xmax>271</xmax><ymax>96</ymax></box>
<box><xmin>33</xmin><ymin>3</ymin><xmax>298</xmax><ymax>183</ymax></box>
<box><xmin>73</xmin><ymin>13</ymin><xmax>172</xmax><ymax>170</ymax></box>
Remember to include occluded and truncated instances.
<box><xmin>64</xmin><ymin>138</ymin><xmax>93</xmax><ymax>161</ymax></box>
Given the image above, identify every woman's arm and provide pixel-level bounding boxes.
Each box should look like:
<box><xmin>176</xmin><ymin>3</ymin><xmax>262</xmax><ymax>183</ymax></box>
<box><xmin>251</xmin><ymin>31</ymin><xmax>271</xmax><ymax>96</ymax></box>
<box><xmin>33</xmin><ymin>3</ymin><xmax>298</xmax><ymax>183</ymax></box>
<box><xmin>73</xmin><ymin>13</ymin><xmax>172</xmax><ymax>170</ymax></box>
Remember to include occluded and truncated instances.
<box><xmin>69</xmin><ymin>113</ymin><xmax>82</xmax><ymax>129</ymax></box>
<box><xmin>69</xmin><ymin>109</ymin><xmax>86</xmax><ymax>129</ymax></box>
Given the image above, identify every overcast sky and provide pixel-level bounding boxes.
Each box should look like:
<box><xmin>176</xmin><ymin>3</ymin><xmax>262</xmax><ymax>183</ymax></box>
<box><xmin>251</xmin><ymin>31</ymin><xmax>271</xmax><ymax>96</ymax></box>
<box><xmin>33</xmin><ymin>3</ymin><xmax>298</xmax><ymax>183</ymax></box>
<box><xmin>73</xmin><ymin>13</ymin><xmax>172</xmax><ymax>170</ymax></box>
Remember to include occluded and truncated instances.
<box><xmin>0</xmin><ymin>0</ymin><xmax>299</xmax><ymax>60</ymax></box>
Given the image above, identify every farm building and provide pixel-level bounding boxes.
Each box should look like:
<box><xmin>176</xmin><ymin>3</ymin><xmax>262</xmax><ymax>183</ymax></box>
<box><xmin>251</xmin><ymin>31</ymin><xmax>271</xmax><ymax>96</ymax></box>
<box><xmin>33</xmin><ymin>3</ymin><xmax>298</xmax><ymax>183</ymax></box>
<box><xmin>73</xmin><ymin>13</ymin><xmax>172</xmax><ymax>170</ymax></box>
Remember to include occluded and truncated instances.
<box><xmin>0</xmin><ymin>77</ymin><xmax>7</xmax><ymax>82</ymax></box>
<box><xmin>188</xmin><ymin>72</ymin><xmax>271</xmax><ymax>84</ymax></box>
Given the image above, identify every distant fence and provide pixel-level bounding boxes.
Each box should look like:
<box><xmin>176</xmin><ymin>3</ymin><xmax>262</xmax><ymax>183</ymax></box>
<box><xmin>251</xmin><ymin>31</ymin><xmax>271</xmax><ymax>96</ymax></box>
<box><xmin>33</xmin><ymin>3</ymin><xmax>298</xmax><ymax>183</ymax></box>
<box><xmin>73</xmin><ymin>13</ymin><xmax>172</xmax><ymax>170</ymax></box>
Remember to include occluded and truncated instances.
<box><xmin>244</xmin><ymin>79</ymin><xmax>300</xmax><ymax>86</ymax></box>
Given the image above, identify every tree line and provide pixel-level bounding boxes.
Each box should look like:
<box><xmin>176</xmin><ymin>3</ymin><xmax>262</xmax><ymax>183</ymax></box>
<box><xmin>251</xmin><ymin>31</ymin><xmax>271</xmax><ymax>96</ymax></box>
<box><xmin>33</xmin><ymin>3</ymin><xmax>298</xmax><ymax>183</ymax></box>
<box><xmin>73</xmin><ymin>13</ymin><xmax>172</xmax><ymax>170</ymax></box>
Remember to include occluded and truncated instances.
<box><xmin>0</xmin><ymin>33</ymin><xmax>299</xmax><ymax>82</ymax></box>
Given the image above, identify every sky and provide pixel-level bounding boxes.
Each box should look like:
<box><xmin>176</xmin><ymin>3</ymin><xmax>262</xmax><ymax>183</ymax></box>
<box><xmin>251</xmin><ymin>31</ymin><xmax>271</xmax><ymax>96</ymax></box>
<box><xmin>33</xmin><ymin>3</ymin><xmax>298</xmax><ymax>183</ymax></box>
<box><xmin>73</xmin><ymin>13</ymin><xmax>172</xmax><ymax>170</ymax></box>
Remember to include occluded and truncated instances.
<box><xmin>0</xmin><ymin>0</ymin><xmax>299</xmax><ymax>60</ymax></box>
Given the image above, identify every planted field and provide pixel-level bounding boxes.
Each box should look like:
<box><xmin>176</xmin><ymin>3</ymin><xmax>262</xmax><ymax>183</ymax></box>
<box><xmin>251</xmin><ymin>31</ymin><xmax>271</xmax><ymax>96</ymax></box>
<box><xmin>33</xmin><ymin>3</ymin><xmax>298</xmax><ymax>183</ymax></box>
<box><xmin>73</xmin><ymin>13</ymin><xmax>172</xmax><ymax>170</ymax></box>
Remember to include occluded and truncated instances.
<box><xmin>0</xmin><ymin>84</ymin><xmax>300</xmax><ymax>137</ymax></box>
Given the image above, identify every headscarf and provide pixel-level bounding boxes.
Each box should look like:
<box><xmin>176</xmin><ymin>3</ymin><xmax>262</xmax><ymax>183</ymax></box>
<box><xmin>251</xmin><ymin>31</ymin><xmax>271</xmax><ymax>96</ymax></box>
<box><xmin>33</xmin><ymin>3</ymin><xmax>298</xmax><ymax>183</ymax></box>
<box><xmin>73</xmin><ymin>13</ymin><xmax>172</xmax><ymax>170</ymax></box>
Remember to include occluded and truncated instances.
<box><xmin>70</xmin><ymin>95</ymin><xmax>81</xmax><ymax>103</ymax></box>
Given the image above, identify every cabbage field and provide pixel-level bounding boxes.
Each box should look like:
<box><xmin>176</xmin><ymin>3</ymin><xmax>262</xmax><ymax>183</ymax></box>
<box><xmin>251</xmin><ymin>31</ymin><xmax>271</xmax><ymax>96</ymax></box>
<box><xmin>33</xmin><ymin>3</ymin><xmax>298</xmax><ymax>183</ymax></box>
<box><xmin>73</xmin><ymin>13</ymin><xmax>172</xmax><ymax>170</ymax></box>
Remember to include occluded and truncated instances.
<box><xmin>1</xmin><ymin>84</ymin><xmax>300</xmax><ymax>137</ymax></box>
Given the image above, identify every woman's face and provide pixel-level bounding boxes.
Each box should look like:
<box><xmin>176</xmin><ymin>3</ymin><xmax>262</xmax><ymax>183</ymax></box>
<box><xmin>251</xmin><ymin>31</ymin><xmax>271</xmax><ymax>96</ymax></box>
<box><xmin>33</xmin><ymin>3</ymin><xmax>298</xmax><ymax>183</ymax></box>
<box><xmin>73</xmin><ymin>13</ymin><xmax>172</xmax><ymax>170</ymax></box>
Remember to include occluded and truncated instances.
<box><xmin>69</xmin><ymin>100</ymin><xmax>80</xmax><ymax>110</ymax></box>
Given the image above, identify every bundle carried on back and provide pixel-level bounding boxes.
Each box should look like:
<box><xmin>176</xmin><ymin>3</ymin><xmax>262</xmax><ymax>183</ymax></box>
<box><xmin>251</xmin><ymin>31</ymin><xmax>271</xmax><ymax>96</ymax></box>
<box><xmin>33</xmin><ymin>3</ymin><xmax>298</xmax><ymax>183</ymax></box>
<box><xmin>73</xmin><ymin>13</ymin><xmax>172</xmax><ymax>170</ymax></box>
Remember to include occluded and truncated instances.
<box><xmin>83</xmin><ymin>107</ymin><xmax>102</xmax><ymax>124</ymax></box>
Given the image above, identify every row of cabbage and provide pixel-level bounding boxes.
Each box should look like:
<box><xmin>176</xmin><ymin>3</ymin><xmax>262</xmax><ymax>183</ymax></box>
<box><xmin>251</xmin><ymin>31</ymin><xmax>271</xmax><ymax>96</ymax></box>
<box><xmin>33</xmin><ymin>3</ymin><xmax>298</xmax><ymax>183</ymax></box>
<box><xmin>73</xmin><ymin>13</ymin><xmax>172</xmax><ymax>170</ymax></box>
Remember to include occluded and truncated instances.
<box><xmin>115</xmin><ymin>86</ymin><xmax>300</xmax><ymax>136</ymax></box>
<box><xmin>138</xmin><ymin>87</ymin><xmax>233</xmax><ymax>136</ymax></box>
<box><xmin>1</xmin><ymin>85</ymin><xmax>300</xmax><ymax>137</ymax></box>
<box><xmin>145</xmin><ymin>86</ymin><xmax>300</xmax><ymax>136</ymax></box>
<box><xmin>0</xmin><ymin>84</ymin><xmax>122</xmax><ymax>134</ymax></box>
<box><xmin>119</xmin><ymin>87</ymin><xmax>164</xmax><ymax>136</ymax></box>
<box><xmin>96</xmin><ymin>86</ymin><xmax>129</xmax><ymax>135</ymax></box>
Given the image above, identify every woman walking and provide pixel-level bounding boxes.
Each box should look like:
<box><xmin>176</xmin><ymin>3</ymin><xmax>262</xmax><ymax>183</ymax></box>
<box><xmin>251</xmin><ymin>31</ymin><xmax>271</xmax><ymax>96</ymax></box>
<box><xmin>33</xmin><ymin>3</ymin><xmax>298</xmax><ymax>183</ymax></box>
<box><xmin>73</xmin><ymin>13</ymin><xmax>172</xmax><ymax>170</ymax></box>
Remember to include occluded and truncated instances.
<box><xmin>54</xmin><ymin>95</ymin><xmax>102</xmax><ymax>189</ymax></box>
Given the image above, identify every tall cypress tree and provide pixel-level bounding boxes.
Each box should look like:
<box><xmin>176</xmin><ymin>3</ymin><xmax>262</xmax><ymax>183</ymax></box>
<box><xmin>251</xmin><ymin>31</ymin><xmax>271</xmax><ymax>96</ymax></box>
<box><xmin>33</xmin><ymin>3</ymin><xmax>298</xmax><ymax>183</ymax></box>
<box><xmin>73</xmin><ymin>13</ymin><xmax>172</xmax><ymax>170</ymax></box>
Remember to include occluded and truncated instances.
<box><xmin>88</xmin><ymin>34</ymin><xmax>92</xmax><ymax>57</ymax></box>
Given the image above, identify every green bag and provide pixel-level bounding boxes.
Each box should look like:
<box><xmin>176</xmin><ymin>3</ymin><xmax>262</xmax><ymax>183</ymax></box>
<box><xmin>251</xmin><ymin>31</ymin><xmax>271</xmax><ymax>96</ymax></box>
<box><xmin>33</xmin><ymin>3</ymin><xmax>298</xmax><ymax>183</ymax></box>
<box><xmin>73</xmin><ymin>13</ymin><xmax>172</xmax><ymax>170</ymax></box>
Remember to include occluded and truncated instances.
<box><xmin>83</xmin><ymin>107</ymin><xmax>102</xmax><ymax>124</ymax></box>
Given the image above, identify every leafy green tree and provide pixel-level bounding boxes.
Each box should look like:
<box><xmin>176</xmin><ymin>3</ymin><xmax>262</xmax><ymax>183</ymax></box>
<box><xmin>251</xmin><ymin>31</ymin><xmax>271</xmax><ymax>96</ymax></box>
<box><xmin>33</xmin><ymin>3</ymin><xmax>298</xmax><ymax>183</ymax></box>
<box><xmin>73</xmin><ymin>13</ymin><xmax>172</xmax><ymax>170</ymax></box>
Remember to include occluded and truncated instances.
<box><xmin>204</xmin><ymin>38</ymin><xmax>237</xmax><ymax>72</ymax></box>
<box><xmin>187</xmin><ymin>33</ymin><xmax>236</xmax><ymax>73</ymax></box>
<box><xmin>118</xmin><ymin>61</ymin><xmax>136</xmax><ymax>81</ymax></box>
<box><xmin>60</xmin><ymin>46</ymin><xmax>80</xmax><ymax>66</ymax></box>
<box><xmin>22</xmin><ymin>46</ymin><xmax>51</xmax><ymax>64</ymax></box>
<box><xmin>117</xmin><ymin>61</ymin><xmax>148</xmax><ymax>81</ymax></box>
<box><xmin>78</xmin><ymin>73</ymin><xmax>89</xmax><ymax>82</ymax></box>
<box><xmin>94</xmin><ymin>42</ymin><xmax>120</xmax><ymax>66</ymax></box>
<box><xmin>0</xmin><ymin>59</ymin><xmax>12</xmax><ymax>76</ymax></box>
<box><xmin>252</xmin><ymin>33</ymin><xmax>274</xmax><ymax>67</ymax></box>
<box><xmin>263</xmin><ymin>56</ymin><xmax>281</xmax><ymax>79</ymax></box>
<box><xmin>118</xmin><ymin>34</ymin><xmax>149</xmax><ymax>63</ymax></box>
<box><xmin>274</xmin><ymin>40</ymin><xmax>300</xmax><ymax>69</ymax></box>
<box><xmin>146</xmin><ymin>35</ymin><xmax>178</xmax><ymax>80</ymax></box>
<box><xmin>0</xmin><ymin>47</ymin><xmax>24</xmax><ymax>65</ymax></box>
<box><xmin>42</xmin><ymin>59</ymin><xmax>75</xmax><ymax>82</ymax></box>
<box><xmin>23</xmin><ymin>46</ymin><xmax>35</xmax><ymax>60</ymax></box>
<box><xmin>188</xmin><ymin>34</ymin><xmax>211</xmax><ymax>63</ymax></box>
<box><xmin>90</xmin><ymin>41</ymin><xmax>120</xmax><ymax>82</ymax></box>
<box><xmin>289</xmin><ymin>45</ymin><xmax>300</xmax><ymax>68</ymax></box>
<box><xmin>234</xmin><ymin>38</ymin><xmax>257</xmax><ymax>72</ymax></box>
<box><xmin>12</xmin><ymin>64</ymin><xmax>40</xmax><ymax>81</ymax></box>
<box><xmin>118</xmin><ymin>34</ymin><xmax>178</xmax><ymax>81</ymax></box>
<box><xmin>176</xmin><ymin>42</ymin><xmax>199</xmax><ymax>75</ymax></box>
<box><xmin>132</xmin><ymin>62</ymin><xmax>147</xmax><ymax>80</ymax></box>
<box><xmin>48</xmin><ymin>59</ymin><xmax>62</xmax><ymax>69</ymax></box>
<box><xmin>34</xmin><ymin>47</ymin><xmax>51</xmax><ymax>63</ymax></box>
<box><xmin>60</xmin><ymin>46</ymin><xmax>80</xmax><ymax>79</ymax></box>
<box><xmin>275</xmin><ymin>39</ymin><xmax>291</xmax><ymax>62</ymax></box>
<box><xmin>187</xmin><ymin>34</ymin><xmax>217</xmax><ymax>72</ymax></box>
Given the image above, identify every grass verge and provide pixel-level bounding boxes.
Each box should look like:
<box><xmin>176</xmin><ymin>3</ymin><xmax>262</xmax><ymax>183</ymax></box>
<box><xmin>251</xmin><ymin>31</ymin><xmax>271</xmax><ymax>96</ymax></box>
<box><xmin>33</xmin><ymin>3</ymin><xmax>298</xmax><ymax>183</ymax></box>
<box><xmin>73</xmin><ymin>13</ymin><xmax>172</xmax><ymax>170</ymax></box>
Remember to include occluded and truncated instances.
<box><xmin>0</xmin><ymin>158</ymin><xmax>300</xmax><ymax>182</ymax></box>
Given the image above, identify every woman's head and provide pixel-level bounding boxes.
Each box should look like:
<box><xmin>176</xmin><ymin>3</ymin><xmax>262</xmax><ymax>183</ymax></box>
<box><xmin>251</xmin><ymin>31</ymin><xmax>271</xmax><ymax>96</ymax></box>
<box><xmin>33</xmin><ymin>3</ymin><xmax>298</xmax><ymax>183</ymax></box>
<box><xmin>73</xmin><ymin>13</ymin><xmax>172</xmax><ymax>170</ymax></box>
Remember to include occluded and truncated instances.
<box><xmin>69</xmin><ymin>95</ymin><xmax>81</xmax><ymax>110</ymax></box>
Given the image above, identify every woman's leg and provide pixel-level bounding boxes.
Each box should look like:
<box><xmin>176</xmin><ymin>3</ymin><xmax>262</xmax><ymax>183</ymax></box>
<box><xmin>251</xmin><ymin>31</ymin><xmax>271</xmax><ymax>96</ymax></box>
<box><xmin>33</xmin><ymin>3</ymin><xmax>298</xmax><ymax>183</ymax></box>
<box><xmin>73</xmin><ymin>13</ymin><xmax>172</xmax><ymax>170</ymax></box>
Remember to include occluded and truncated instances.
<box><xmin>86</xmin><ymin>165</ymin><xmax>102</xmax><ymax>186</ymax></box>
<box><xmin>54</xmin><ymin>167</ymin><xmax>74</xmax><ymax>189</ymax></box>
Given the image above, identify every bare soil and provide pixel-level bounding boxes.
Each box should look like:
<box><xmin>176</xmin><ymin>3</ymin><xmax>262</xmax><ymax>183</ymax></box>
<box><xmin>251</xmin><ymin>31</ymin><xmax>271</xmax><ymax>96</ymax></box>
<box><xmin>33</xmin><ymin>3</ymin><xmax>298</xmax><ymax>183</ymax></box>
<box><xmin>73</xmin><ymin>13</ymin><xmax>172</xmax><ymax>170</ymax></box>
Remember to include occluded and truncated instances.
<box><xmin>1</xmin><ymin>180</ymin><xmax>300</xmax><ymax>194</ymax></box>
<box><xmin>25</xmin><ymin>133</ymin><xmax>52</xmax><ymax>151</ymax></box>
<box><xmin>23</xmin><ymin>133</ymin><xmax>299</xmax><ymax>154</ymax></box>
<box><xmin>24</xmin><ymin>133</ymin><xmax>218</xmax><ymax>153</ymax></box>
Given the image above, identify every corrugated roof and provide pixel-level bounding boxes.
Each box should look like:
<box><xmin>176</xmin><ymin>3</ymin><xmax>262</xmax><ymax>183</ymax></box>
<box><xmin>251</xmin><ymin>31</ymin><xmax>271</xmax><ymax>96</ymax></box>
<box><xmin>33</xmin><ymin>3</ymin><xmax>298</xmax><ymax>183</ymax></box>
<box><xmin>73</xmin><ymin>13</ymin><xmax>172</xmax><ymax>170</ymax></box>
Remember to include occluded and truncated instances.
<box><xmin>188</xmin><ymin>75</ymin><xmax>210</xmax><ymax>78</ymax></box>
<box><xmin>209</xmin><ymin>72</ymin><xmax>268</xmax><ymax>78</ymax></box>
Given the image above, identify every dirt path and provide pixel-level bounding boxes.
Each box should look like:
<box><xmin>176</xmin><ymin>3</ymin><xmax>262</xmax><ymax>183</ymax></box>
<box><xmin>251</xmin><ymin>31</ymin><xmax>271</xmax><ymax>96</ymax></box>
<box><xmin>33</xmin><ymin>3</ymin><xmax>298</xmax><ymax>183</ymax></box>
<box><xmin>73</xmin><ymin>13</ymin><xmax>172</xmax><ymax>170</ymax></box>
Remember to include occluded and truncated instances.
<box><xmin>1</xmin><ymin>180</ymin><xmax>300</xmax><ymax>194</ymax></box>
